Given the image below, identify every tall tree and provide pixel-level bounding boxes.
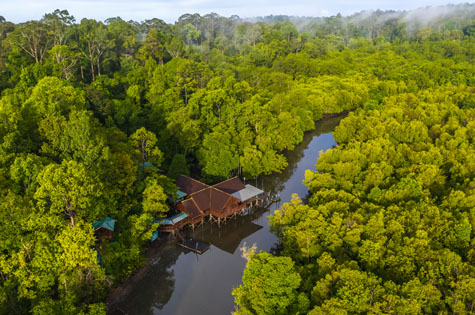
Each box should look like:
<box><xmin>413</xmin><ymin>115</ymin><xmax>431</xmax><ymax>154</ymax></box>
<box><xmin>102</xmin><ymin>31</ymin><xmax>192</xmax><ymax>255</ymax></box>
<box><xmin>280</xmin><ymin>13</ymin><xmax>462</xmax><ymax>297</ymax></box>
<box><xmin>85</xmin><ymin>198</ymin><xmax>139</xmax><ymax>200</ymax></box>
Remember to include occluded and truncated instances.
<box><xmin>34</xmin><ymin>160</ymin><xmax>102</xmax><ymax>227</ymax></box>
<box><xmin>75</xmin><ymin>19</ymin><xmax>111</xmax><ymax>81</ymax></box>
<box><xmin>233</xmin><ymin>252</ymin><xmax>307</xmax><ymax>315</ymax></box>
<box><xmin>42</xmin><ymin>9</ymin><xmax>75</xmax><ymax>46</ymax></box>
<box><xmin>129</xmin><ymin>127</ymin><xmax>163</xmax><ymax>175</ymax></box>
<box><xmin>8</xmin><ymin>21</ymin><xmax>53</xmax><ymax>64</ymax></box>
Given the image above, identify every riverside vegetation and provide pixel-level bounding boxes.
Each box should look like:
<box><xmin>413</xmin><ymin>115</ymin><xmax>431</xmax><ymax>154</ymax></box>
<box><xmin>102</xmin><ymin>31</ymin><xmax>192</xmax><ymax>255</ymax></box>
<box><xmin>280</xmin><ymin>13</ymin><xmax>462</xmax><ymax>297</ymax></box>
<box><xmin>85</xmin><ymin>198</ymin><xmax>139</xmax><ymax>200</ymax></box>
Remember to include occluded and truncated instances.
<box><xmin>0</xmin><ymin>4</ymin><xmax>474</xmax><ymax>314</ymax></box>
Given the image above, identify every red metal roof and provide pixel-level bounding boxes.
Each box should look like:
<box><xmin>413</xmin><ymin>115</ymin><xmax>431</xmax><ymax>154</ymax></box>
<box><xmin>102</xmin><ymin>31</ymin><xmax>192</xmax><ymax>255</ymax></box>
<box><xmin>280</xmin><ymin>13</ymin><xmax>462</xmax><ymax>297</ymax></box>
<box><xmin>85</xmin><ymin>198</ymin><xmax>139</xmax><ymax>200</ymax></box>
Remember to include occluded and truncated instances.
<box><xmin>176</xmin><ymin>175</ymin><xmax>245</xmax><ymax>219</ymax></box>
<box><xmin>191</xmin><ymin>188</ymin><xmax>212</xmax><ymax>213</ymax></box>
<box><xmin>213</xmin><ymin>177</ymin><xmax>245</xmax><ymax>194</ymax></box>
<box><xmin>210</xmin><ymin>188</ymin><xmax>233</xmax><ymax>211</ymax></box>
<box><xmin>187</xmin><ymin>187</ymin><xmax>239</xmax><ymax>214</ymax></box>
<box><xmin>176</xmin><ymin>175</ymin><xmax>209</xmax><ymax>195</ymax></box>
<box><xmin>180</xmin><ymin>199</ymin><xmax>202</xmax><ymax>218</ymax></box>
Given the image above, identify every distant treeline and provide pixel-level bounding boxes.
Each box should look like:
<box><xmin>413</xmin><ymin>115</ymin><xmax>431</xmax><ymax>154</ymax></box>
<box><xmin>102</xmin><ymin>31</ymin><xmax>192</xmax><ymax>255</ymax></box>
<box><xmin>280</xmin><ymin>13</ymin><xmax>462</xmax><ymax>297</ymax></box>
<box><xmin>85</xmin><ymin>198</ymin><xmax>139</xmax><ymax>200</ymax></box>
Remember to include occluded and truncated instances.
<box><xmin>252</xmin><ymin>4</ymin><xmax>475</xmax><ymax>38</ymax></box>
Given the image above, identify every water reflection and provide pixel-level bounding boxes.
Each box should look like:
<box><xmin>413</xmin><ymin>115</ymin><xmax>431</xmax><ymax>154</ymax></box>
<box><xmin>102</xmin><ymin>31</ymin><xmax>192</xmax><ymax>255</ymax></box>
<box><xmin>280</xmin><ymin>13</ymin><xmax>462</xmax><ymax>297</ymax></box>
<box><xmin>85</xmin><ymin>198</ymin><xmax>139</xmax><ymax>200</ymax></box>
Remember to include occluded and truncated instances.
<box><xmin>191</xmin><ymin>212</ymin><xmax>264</xmax><ymax>254</ymax></box>
<box><xmin>117</xmin><ymin>114</ymin><xmax>345</xmax><ymax>315</ymax></box>
<box><xmin>116</xmin><ymin>243</ymin><xmax>185</xmax><ymax>315</ymax></box>
<box><xmin>261</xmin><ymin>115</ymin><xmax>343</xmax><ymax>195</ymax></box>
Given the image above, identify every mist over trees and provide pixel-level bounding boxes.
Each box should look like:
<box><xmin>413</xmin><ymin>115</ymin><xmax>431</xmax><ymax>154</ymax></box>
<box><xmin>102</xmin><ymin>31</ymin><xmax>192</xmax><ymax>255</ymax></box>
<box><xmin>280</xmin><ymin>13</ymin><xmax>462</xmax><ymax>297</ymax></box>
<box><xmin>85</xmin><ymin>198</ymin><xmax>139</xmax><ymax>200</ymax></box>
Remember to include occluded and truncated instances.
<box><xmin>0</xmin><ymin>4</ymin><xmax>474</xmax><ymax>314</ymax></box>
<box><xmin>253</xmin><ymin>3</ymin><xmax>475</xmax><ymax>38</ymax></box>
<box><xmin>231</xmin><ymin>5</ymin><xmax>475</xmax><ymax>315</ymax></box>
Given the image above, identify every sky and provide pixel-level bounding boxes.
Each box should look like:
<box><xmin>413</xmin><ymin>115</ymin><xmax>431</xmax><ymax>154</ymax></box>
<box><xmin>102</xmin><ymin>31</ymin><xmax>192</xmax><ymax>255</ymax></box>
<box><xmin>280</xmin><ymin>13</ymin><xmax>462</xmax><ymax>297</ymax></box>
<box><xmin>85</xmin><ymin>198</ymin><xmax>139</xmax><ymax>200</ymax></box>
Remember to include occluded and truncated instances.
<box><xmin>0</xmin><ymin>0</ymin><xmax>471</xmax><ymax>23</ymax></box>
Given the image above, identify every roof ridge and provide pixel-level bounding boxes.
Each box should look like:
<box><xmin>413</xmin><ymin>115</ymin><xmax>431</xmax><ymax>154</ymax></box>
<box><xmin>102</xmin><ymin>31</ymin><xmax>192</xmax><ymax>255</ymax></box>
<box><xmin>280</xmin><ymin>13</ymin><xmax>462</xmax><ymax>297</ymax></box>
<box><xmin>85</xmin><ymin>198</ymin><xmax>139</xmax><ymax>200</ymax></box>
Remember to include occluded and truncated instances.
<box><xmin>223</xmin><ymin>195</ymin><xmax>232</xmax><ymax>211</ymax></box>
<box><xmin>186</xmin><ymin>184</ymin><xmax>239</xmax><ymax>198</ymax></box>
<box><xmin>224</xmin><ymin>195</ymin><xmax>233</xmax><ymax>210</ymax></box>
<box><xmin>212</xmin><ymin>186</ymin><xmax>240</xmax><ymax>208</ymax></box>
<box><xmin>210</xmin><ymin>186</ymin><xmax>233</xmax><ymax>197</ymax></box>
<box><xmin>212</xmin><ymin>176</ymin><xmax>239</xmax><ymax>187</ymax></box>
<box><xmin>179</xmin><ymin>174</ymin><xmax>209</xmax><ymax>186</ymax></box>
<box><xmin>190</xmin><ymin>197</ymin><xmax>203</xmax><ymax>214</ymax></box>
<box><xmin>187</xmin><ymin>186</ymin><xmax>212</xmax><ymax>197</ymax></box>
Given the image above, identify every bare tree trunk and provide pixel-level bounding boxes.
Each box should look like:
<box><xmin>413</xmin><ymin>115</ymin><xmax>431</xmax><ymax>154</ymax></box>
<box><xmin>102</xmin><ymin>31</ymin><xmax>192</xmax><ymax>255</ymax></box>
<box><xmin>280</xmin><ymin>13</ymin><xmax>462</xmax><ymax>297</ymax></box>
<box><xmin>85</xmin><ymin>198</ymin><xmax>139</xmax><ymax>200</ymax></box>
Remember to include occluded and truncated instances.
<box><xmin>90</xmin><ymin>56</ymin><xmax>95</xmax><ymax>81</ymax></box>
<box><xmin>96</xmin><ymin>50</ymin><xmax>101</xmax><ymax>77</ymax></box>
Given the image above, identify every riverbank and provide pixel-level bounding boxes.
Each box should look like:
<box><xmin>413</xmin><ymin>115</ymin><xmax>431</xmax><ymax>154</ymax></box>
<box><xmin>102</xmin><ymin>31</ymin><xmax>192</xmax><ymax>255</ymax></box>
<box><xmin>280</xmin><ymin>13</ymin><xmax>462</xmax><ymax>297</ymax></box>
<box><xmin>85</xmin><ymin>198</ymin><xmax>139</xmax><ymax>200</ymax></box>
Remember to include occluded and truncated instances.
<box><xmin>106</xmin><ymin>114</ymin><xmax>346</xmax><ymax>314</ymax></box>
<box><xmin>106</xmin><ymin>239</ymin><xmax>176</xmax><ymax>314</ymax></box>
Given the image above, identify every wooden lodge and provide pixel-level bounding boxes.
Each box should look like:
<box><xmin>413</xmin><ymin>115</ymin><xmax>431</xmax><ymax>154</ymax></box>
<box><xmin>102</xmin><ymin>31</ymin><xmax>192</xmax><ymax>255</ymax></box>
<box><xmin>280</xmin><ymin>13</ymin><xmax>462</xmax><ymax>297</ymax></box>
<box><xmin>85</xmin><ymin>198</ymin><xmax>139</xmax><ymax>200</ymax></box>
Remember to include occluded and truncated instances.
<box><xmin>93</xmin><ymin>216</ymin><xmax>116</xmax><ymax>241</ymax></box>
<box><xmin>157</xmin><ymin>175</ymin><xmax>267</xmax><ymax>233</ymax></box>
<box><xmin>177</xmin><ymin>175</ymin><xmax>266</xmax><ymax>226</ymax></box>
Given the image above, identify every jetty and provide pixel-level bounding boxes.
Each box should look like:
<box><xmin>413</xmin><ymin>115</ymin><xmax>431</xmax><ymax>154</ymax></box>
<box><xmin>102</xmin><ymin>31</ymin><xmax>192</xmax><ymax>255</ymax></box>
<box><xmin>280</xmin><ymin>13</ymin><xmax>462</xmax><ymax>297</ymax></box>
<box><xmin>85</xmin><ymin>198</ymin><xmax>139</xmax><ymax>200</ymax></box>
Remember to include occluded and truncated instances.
<box><xmin>178</xmin><ymin>238</ymin><xmax>210</xmax><ymax>254</ymax></box>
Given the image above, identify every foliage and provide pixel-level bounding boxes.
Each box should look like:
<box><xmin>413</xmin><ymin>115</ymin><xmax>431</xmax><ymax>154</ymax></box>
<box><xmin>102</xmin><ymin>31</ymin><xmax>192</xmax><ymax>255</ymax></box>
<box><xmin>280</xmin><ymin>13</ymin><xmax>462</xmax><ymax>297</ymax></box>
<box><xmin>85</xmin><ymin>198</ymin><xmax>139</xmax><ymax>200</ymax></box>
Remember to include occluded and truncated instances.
<box><xmin>0</xmin><ymin>4</ymin><xmax>475</xmax><ymax>313</ymax></box>
<box><xmin>263</xmin><ymin>87</ymin><xmax>475</xmax><ymax>313</ymax></box>
<box><xmin>167</xmin><ymin>153</ymin><xmax>189</xmax><ymax>179</ymax></box>
<box><xmin>233</xmin><ymin>252</ymin><xmax>306</xmax><ymax>315</ymax></box>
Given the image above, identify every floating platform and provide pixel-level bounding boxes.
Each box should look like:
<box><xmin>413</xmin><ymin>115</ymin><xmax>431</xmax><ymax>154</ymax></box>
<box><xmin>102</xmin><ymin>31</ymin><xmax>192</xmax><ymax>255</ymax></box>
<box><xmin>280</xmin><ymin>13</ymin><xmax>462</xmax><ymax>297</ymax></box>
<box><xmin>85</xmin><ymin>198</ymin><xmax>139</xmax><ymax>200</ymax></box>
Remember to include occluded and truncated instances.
<box><xmin>178</xmin><ymin>238</ymin><xmax>210</xmax><ymax>254</ymax></box>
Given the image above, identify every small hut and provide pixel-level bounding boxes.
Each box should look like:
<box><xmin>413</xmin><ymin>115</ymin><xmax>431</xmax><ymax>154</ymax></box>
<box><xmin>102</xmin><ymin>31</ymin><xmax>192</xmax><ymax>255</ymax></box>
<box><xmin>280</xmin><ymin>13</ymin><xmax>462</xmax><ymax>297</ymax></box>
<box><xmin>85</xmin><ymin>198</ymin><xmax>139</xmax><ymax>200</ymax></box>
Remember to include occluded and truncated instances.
<box><xmin>93</xmin><ymin>216</ymin><xmax>116</xmax><ymax>241</ymax></box>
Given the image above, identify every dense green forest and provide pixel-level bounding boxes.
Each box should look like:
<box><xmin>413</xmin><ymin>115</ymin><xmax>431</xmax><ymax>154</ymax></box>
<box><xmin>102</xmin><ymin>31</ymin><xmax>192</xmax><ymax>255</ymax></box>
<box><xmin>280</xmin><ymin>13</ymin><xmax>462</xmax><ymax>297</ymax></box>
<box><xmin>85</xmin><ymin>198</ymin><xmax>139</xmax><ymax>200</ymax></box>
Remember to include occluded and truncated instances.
<box><xmin>0</xmin><ymin>4</ymin><xmax>475</xmax><ymax>314</ymax></box>
<box><xmin>232</xmin><ymin>6</ymin><xmax>475</xmax><ymax>315</ymax></box>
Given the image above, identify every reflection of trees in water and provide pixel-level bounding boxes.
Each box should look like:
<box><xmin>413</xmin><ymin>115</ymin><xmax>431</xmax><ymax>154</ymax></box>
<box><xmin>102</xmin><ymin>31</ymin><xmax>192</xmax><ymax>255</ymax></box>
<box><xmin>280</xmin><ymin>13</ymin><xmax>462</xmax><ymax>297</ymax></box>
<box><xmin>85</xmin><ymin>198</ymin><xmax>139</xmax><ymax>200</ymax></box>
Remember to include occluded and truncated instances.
<box><xmin>117</xmin><ymin>243</ymin><xmax>185</xmax><ymax>315</ymax></box>
<box><xmin>149</xmin><ymin>248</ymin><xmax>184</xmax><ymax>311</ymax></box>
<box><xmin>262</xmin><ymin>114</ymin><xmax>345</xmax><ymax>194</ymax></box>
<box><xmin>119</xmin><ymin>208</ymin><xmax>271</xmax><ymax>314</ymax></box>
<box><xmin>190</xmin><ymin>207</ymin><xmax>267</xmax><ymax>254</ymax></box>
<box><xmin>116</xmin><ymin>115</ymin><xmax>345</xmax><ymax>315</ymax></box>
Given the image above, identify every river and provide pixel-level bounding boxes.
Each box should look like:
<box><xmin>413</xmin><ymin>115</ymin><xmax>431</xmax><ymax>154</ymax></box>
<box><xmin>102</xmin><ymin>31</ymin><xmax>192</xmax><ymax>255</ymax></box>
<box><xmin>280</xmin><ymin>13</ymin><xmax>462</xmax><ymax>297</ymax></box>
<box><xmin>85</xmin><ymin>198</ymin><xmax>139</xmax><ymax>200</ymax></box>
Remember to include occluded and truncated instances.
<box><xmin>115</xmin><ymin>114</ymin><xmax>345</xmax><ymax>315</ymax></box>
